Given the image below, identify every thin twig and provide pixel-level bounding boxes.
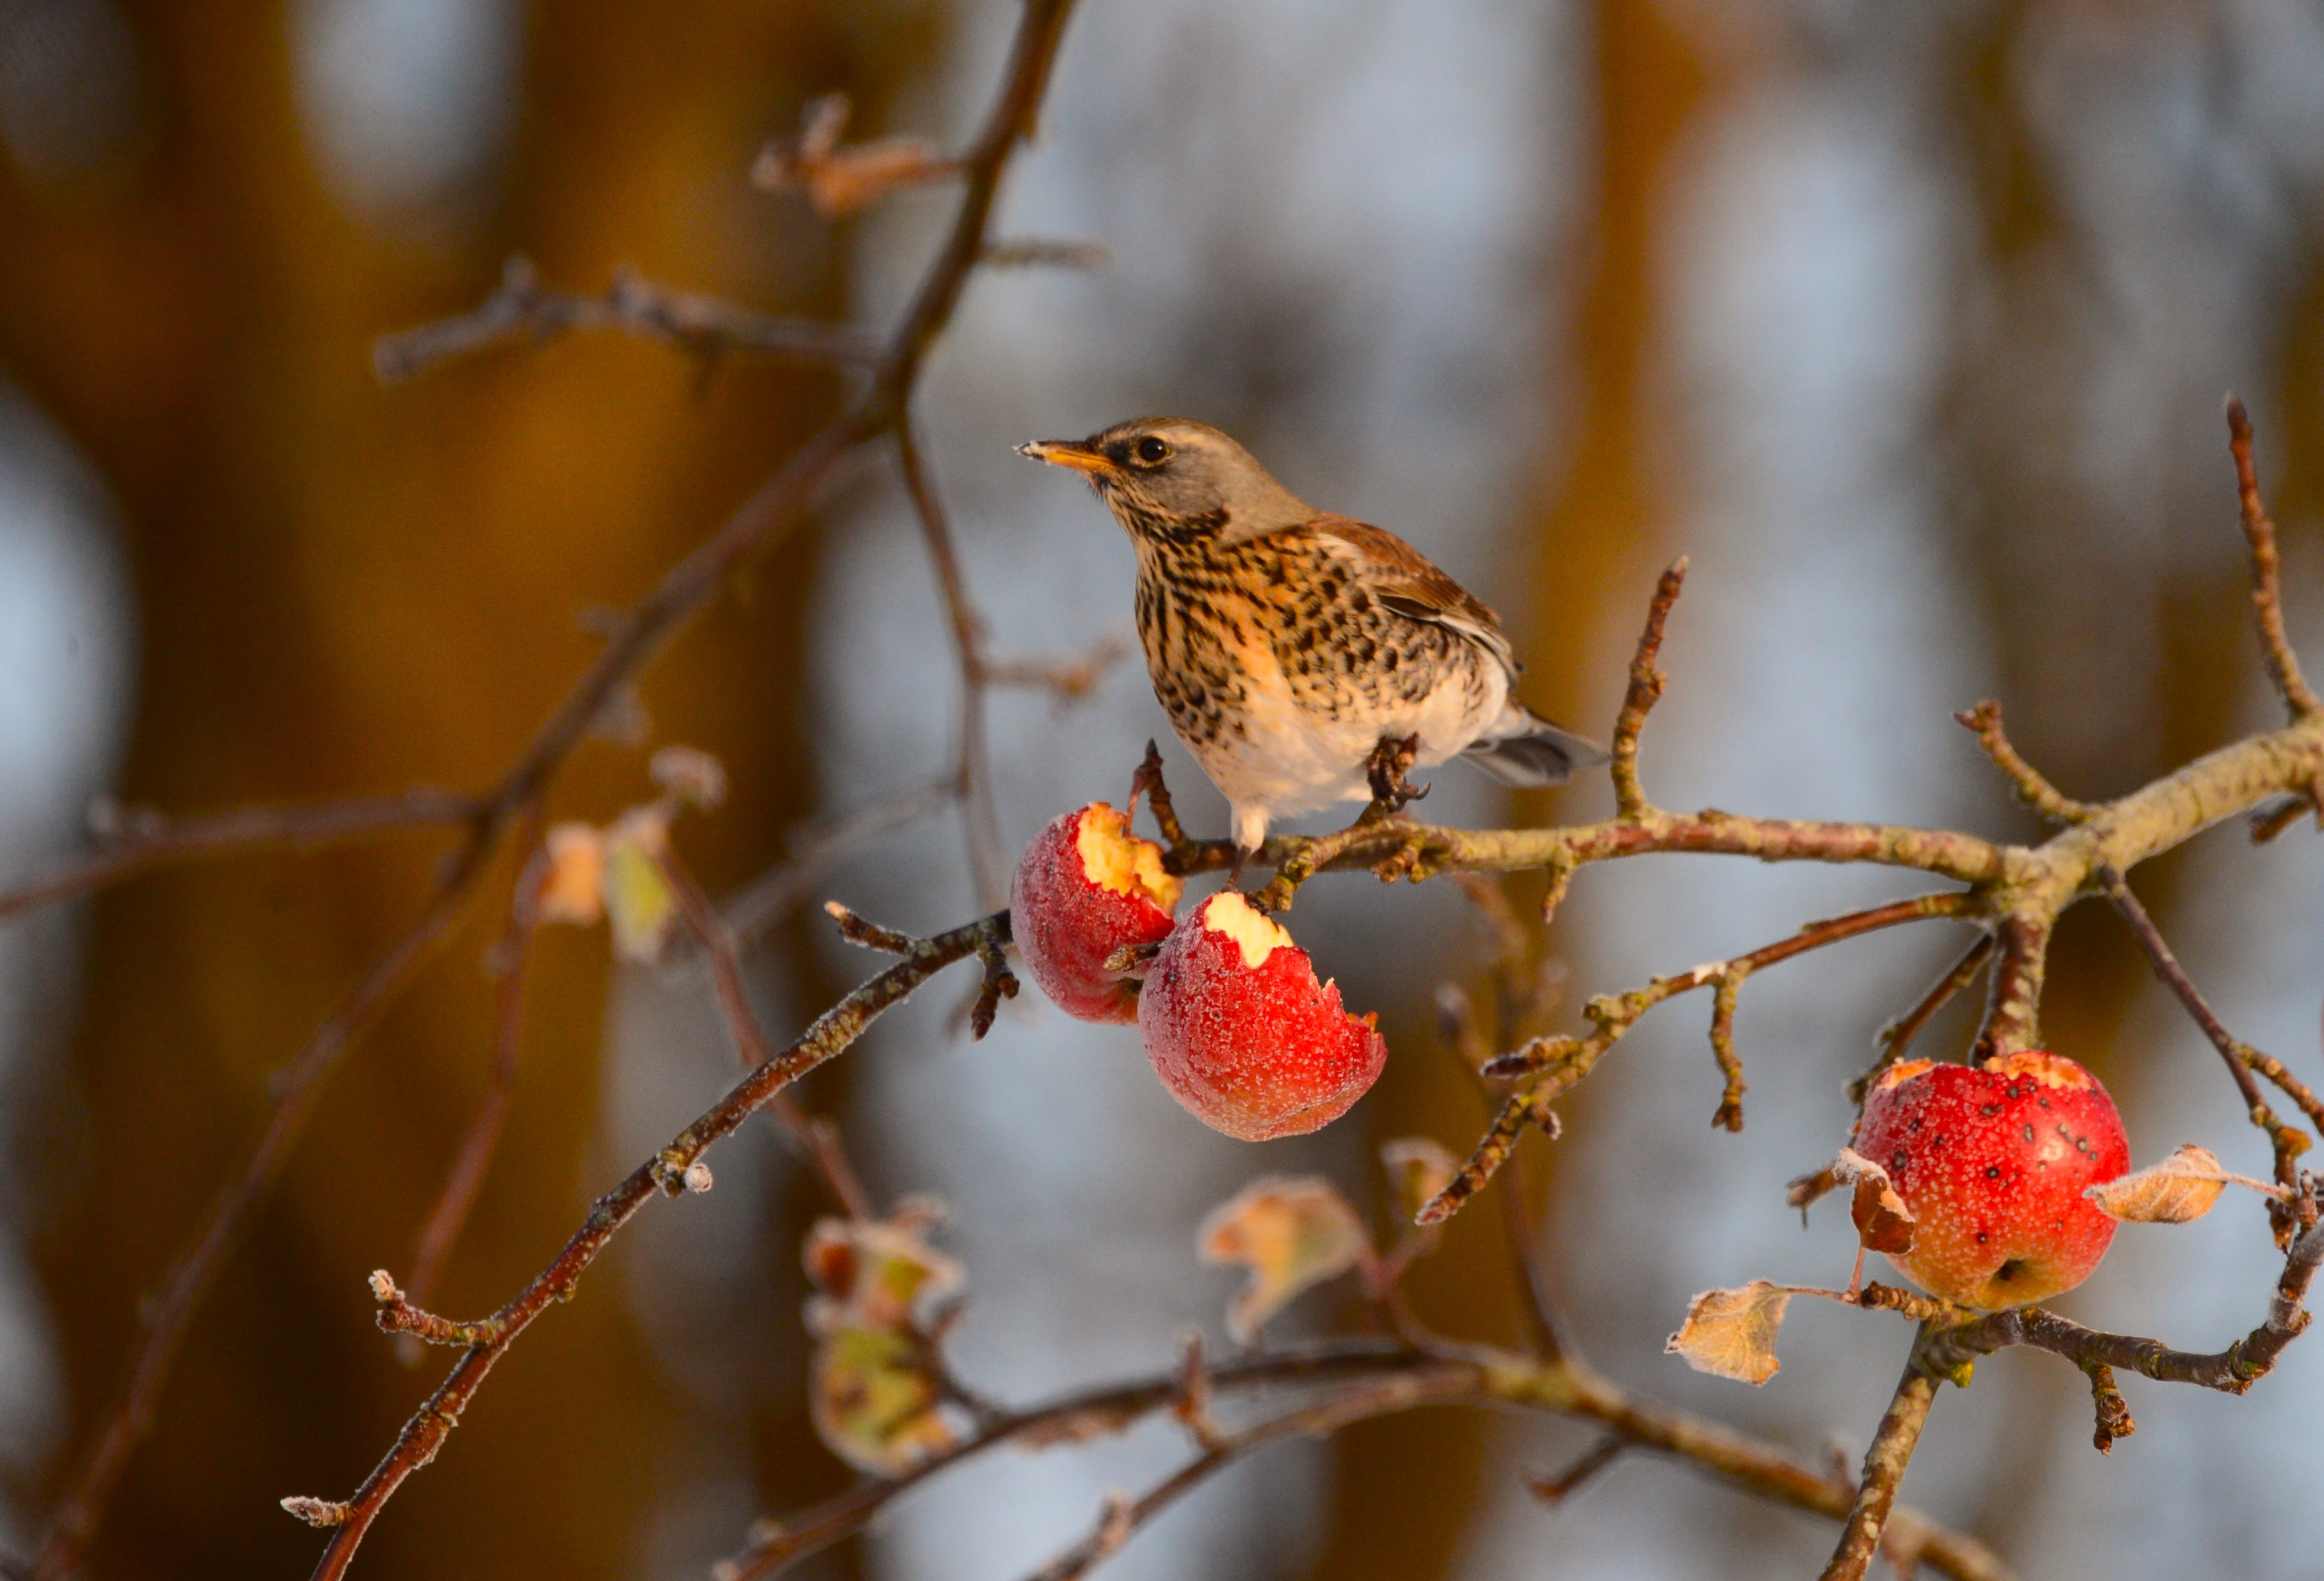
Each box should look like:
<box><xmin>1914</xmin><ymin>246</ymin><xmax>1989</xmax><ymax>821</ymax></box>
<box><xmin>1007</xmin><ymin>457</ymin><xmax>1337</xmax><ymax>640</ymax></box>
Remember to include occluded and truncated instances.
<box><xmin>894</xmin><ymin>418</ymin><xmax>1007</xmax><ymax>908</ymax></box>
<box><xmin>2098</xmin><ymin>862</ymin><xmax>2315</xmax><ymax>1218</ymax></box>
<box><xmin>656</xmin><ymin>847</ymin><xmax>874</xmax><ymax>1220</ymax></box>
<box><xmin>398</xmin><ymin>833</ymin><xmax>550</xmax><ymax>1355</ymax></box>
<box><xmin>1851</xmin><ymin>934</ymin><xmax>1995</xmax><ymax>1106</ymax></box>
<box><xmin>2225</xmin><ymin>396</ymin><xmax>2322</xmax><ymax>719</ymax></box>
<box><xmin>0</xmin><ymin>787</ymin><xmax>478</xmax><ymax>924</ymax></box>
<box><xmin>1954</xmin><ymin>701</ymin><xmax>2096</xmax><ymax>824</ymax></box>
<box><xmin>1526</xmin><ymin>1436</ymin><xmax>1625</xmax><ymax>1503</ymax></box>
<box><xmin>1017</xmin><ymin>1370</ymin><xmax>1481</xmax><ymax>1581</ymax></box>
<box><xmin>1610</xmin><ymin>558</ymin><xmax>1687</xmax><ymax>822</ymax></box>
<box><xmin>1433</xmin><ymin>892</ymin><xmax>1978</xmax><ymax>1224</ymax></box>
<box><xmin>372</xmin><ymin>257</ymin><xmax>877</xmax><ymax>384</ymax></box>
<box><xmin>719</xmin><ymin>1336</ymin><xmax>2004</xmax><ymax>1581</ymax></box>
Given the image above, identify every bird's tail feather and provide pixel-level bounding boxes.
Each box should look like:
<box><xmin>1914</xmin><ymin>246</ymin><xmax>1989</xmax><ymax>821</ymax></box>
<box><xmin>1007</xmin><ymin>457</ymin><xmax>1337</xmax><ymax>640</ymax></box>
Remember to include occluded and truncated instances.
<box><xmin>1462</xmin><ymin>705</ymin><xmax>1609</xmax><ymax>789</ymax></box>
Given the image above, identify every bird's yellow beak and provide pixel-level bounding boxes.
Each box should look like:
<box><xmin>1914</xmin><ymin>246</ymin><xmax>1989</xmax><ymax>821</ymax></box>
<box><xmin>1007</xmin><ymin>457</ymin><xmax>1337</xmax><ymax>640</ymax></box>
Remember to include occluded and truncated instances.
<box><xmin>1017</xmin><ymin>439</ymin><xmax>1117</xmax><ymax>476</ymax></box>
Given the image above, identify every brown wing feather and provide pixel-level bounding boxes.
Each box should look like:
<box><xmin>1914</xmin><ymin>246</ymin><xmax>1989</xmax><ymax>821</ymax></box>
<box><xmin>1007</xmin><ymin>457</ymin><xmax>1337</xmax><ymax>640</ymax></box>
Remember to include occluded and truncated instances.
<box><xmin>1308</xmin><ymin>514</ymin><xmax>1519</xmax><ymax>677</ymax></box>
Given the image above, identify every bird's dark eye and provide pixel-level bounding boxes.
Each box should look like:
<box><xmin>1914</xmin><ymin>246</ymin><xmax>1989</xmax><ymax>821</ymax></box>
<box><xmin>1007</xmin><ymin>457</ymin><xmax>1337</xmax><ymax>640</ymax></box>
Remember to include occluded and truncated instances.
<box><xmin>1134</xmin><ymin>436</ymin><xmax>1170</xmax><ymax>465</ymax></box>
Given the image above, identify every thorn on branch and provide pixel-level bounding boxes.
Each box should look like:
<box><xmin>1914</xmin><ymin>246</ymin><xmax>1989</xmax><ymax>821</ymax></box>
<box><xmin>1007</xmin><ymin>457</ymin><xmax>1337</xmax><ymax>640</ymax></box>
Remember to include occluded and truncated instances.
<box><xmin>2225</xmin><ymin>396</ymin><xmax>2322</xmax><ymax>721</ymax></box>
<box><xmin>1610</xmin><ymin>558</ymin><xmax>1687</xmax><ymax>822</ymax></box>
<box><xmin>1538</xmin><ymin>852</ymin><xmax>1577</xmax><ymax>927</ymax></box>
<box><xmin>1953</xmin><ymin>701</ymin><xmax>2096</xmax><ymax>824</ymax></box>
<box><xmin>2248</xmin><ymin>791</ymin><xmax>2317</xmax><ymax>845</ymax></box>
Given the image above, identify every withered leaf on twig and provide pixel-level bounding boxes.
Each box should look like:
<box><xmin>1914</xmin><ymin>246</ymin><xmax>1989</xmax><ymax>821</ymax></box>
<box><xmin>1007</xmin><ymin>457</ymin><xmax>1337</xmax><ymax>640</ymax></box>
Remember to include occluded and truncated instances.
<box><xmin>1198</xmin><ymin>1176</ymin><xmax>1372</xmax><ymax>1343</ymax></box>
<box><xmin>1665</xmin><ymin>1281</ymin><xmax>1791</xmax><ymax>1385</ymax></box>
<box><xmin>1832</xmin><ymin>1147</ymin><xmax>1916</xmax><ymax>1254</ymax></box>
<box><xmin>2085</xmin><ymin>1142</ymin><xmax>2254</xmax><ymax>1223</ymax></box>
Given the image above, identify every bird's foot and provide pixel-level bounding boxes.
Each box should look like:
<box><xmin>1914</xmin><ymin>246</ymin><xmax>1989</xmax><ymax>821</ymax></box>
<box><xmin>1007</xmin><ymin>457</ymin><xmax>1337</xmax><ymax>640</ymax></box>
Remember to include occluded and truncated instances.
<box><xmin>1361</xmin><ymin>734</ymin><xmax>1427</xmax><ymax>823</ymax></box>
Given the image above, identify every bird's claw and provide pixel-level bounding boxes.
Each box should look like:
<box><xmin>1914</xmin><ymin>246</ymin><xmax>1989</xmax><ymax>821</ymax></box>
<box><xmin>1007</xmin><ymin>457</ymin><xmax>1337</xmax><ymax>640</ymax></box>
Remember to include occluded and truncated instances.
<box><xmin>1363</xmin><ymin>734</ymin><xmax>1427</xmax><ymax>821</ymax></box>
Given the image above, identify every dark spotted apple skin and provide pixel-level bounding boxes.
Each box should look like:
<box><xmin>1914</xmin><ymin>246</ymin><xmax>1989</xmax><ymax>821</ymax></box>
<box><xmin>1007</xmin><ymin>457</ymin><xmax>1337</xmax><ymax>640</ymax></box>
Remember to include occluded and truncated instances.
<box><xmin>1855</xmin><ymin>1050</ymin><xmax>2129</xmax><ymax>1308</ymax></box>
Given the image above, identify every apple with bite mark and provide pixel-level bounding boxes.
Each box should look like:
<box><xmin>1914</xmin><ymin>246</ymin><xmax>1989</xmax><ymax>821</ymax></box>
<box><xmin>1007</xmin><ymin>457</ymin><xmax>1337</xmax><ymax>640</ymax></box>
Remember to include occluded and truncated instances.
<box><xmin>1854</xmin><ymin>1050</ymin><xmax>2129</xmax><ymax>1309</ymax></box>
<box><xmin>1137</xmin><ymin>891</ymin><xmax>1388</xmax><ymax>1141</ymax></box>
<box><xmin>1009</xmin><ymin>802</ymin><xmax>1182</xmax><ymax>1024</ymax></box>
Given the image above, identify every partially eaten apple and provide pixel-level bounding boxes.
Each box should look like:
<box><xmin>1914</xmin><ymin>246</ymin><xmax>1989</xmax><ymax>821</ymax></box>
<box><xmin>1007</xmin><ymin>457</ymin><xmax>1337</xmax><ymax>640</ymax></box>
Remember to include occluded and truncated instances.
<box><xmin>1009</xmin><ymin>802</ymin><xmax>1181</xmax><ymax>1024</ymax></box>
<box><xmin>1137</xmin><ymin>891</ymin><xmax>1388</xmax><ymax>1141</ymax></box>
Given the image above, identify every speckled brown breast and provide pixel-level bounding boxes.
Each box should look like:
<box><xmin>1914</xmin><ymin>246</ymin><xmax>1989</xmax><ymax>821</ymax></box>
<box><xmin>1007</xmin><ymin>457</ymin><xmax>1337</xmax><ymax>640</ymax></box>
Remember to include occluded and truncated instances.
<box><xmin>1130</xmin><ymin>522</ymin><xmax>1492</xmax><ymax>755</ymax></box>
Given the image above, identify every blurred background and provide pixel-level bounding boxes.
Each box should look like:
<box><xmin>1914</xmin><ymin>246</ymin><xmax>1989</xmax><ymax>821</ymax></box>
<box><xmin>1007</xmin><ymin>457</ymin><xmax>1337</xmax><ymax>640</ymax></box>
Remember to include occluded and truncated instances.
<box><xmin>1</xmin><ymin>0</ymin><xmax>2321</xmax><ymax>1578</ymax></box>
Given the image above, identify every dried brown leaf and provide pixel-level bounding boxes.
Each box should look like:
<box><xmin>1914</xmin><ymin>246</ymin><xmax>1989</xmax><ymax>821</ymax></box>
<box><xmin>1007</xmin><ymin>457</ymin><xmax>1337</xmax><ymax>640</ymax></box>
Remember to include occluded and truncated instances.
<box><xmin>2086</xmin><ymin>1143</ymin><xmax>2231</xmax><ymax>1223</ymax></box>
<box><xmin>1198</xmin><ymin>1176</ymin><xmax>1371</xmax><ymax>1343</ymax></box>
<box><xmin>1665</xmin><ymin>1280</ymin><xmax>1790</xmax><ymax>1385</ymax></box>
<box><xmin>1832</xmin><ymin>1147</ymin><xmax>1916</xmax><ymax>1254</ymax></box>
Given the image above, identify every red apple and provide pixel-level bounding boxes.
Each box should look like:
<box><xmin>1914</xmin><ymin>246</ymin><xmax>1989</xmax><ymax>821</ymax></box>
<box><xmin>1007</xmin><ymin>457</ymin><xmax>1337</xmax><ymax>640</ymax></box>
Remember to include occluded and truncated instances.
<box><xmin>1855</xmin><ymin>1050</ymin><xmax>2129</xmax><ymax>1308</ymax></box>
<box><xmin>1010</xmin><ymin>803</ymin><xmax>1181</xmax><ymax>1023</ymax></box>
<box><xmin>1137</xmin><ymin>891</ymin><xmax>1388</xmax><ymax>1141</ymax></box>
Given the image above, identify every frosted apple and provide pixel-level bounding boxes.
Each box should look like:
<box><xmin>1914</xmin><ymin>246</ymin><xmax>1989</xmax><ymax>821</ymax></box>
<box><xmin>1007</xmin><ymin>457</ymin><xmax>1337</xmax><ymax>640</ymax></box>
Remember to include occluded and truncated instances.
<box><xmin>1855</xmin><ymin>1050</ymin><xmax>2129</xmax><ymax>1308</ymax></box>
<box><xmin>1137</xmin><ymin>891</ymin><xmax>1388</xmax><ymax>1141</ymax></box>
<box><xmin>1009</xmin><ymin>803</ymin><xmax>1181</xmax><ymax>1023</ymax></box>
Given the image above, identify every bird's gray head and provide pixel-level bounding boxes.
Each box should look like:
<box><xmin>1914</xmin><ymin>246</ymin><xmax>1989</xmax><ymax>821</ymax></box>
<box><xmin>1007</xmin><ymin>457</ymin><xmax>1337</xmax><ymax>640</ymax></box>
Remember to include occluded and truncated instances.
<box><xmin>1017</xmin><ymin>417</ymin><xmax>1315</xmax><ymax>546</ymax></box>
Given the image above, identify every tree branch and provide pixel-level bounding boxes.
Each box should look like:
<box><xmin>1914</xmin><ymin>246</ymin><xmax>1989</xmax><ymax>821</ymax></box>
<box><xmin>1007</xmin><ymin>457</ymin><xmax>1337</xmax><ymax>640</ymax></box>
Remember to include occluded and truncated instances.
<box><xmin>2225</xmin><ymin>395</ymin><xmax>2322</xmax><ymax>720</ymax></box>
<box><xmin>1610</xmin><ymin>557</ymin><xmax>1686</xmax><ymax>821</ymax></box>
<box><xmin>2098</xmin><ymin>862</ymin><xmax>2315</xmax><ymax>1218</ymax></box>
<box><xmin>716</xmin><ymin>1337</ymin><xmax>2006</xmax><ymax>1581</ymax></box>
<box><xmin>371</xmin><ymin>257</ymin><xmax>879</xmax><ymax>385</ymax></box>
<box><xmin>1955</xmin><ymin>700</ymin><xmax>2098</xmax><ymax>824</ymax></box>
<box><xmin>1820</xmin><ymin>1349</ymin><xmax>1940</xmax><ymax>1581</ymax></box>
<box><xmin>295</xmin><ymin>912</ymin><xmax>1007</xmax><ymax>1580</ymax></box>
<box><xmin>1852</xmin><ymin>933</ymin><xmax>1995</xmax><ymax>1105</ymax></box>
<box><xmin>0</xmin><ymin>787</ymin><xmax>478</xmax><ymax>925</ymax></box>
<box><xmin>655</xmin><ymin>846</ymin><xmax>875</xmax><ymax>1220</ymax></box>
<box><xmin>36</xmin><ymin>8</ymin><xmax>1087</xmax><ymax>1568</ymax></box>
<box><xmin>1929</xmin><ymin>1215</ymin><xmax>2324</xmax><ymax>1396</ymax></box>
<box><xmin>1428</xmin><ymin>893</ymin><xmax>1979</xmax><ymax>1224</ymax></box>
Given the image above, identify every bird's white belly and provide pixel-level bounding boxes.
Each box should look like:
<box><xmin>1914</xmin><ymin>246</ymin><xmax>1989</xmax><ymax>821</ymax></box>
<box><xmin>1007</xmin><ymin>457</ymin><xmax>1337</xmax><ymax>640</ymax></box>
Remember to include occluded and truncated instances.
<box><xmin>1197</xmin><ymin>658</ymin><xmax>1506</xmax><ymax>823</ymax></box>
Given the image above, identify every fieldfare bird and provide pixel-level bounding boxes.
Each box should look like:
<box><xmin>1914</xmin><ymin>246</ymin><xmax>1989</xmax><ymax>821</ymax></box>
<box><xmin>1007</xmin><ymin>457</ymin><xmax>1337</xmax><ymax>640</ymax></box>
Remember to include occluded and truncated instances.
<box><xmin>1020</xmin><ymin>417</ymin><xmax>1607</xmax><ymax>856</ymax></box>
